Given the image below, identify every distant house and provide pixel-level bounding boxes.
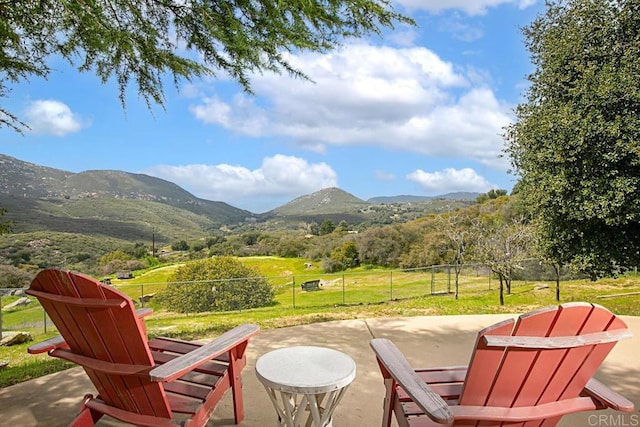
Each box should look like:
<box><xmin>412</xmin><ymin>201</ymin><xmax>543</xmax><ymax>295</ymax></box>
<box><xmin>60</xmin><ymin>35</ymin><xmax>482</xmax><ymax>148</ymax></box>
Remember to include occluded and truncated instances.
<box><xmin>116</xmin><ymin>270</ymin><xmax>133</xmax><ymax>279</ymax></box>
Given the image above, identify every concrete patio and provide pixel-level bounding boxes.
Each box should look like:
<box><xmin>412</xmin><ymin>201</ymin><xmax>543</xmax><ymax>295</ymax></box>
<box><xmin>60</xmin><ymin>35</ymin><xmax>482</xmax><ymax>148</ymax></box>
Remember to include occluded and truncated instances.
<box><xmin>1</xmin><ymin>313</ymin><xmax>638</xmax><ymax>426</ymax></box>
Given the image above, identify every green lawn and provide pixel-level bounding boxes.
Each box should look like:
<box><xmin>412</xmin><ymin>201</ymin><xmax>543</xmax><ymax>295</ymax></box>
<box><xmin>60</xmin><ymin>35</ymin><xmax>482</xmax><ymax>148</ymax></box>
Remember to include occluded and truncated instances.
<box><xmin>1</xmin><ymin>256</ymin><xmax>639</xmax><ymax>388</ymax></box>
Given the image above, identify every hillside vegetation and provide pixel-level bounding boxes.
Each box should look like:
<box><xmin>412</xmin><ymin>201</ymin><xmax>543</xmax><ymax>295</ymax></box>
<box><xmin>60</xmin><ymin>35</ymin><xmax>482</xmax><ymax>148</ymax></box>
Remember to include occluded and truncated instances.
<box><xmin>0</xmin><ymin>154</ymin><xmax>478</xmax><ymax>281</ymax></box>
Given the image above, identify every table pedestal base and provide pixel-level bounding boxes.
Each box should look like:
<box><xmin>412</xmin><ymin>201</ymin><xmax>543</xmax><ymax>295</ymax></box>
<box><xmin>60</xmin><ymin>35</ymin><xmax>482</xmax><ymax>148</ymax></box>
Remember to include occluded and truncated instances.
<box><xmin>262</xmin><ymin>385</ymin><xmax>350</xmax><ymax>427</ymax></box>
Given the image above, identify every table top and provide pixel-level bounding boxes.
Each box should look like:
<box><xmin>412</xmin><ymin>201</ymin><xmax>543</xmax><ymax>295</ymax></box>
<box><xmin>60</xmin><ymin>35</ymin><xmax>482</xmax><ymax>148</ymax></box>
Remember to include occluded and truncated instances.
<box><xmin>255</xmin><ymin>346</ymin><xmax>356</xmax><ymax>394</ymax></box>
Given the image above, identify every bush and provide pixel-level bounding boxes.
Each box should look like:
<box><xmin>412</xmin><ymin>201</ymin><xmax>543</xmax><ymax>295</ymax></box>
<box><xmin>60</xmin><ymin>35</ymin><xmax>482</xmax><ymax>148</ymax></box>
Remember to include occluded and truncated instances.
<box><xmin>155</xmin><ymin>256</ymin><xmax>274</xmax><ymax>313</ymax></box>
<box><xmin>99</xmin><ymin>259</ymin><xmax>146</xmax><ymax>275</ymax></box>
<box><xmin>99</xmin><ymin>249</ymin><xmax>133</xmax><ymax>266</ymax></box>
<box><xmin>321</xmin><ymin>257</ymin><xmax>344</xmax><ymax>273</ymax></box>
<box><xmin>171</xmin><ymin>240</ymin><xmax>190</xmax><ymax>251</ymax></box>
<box><xmin>0</xmin><ymin>264</ymin><xmax>34</xmax><ymax>288</ymax></box>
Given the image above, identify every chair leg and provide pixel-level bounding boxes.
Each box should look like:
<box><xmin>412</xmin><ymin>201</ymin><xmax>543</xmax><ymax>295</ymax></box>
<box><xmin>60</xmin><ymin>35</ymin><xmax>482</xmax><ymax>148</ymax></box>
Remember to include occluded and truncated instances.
<box><xmin>382</xmin><ymin>378</ymin><xmax>396</xmax><ymax>427</ymax></box>
<box><xmin>70</xmin><ymin>394</ymin><xmax>103</xmax><ymax>426</ymax></box>
<box><xmin>229</xmin><ymin>351</ymin><xmax>246</xmax><ymax>424</ymax></box>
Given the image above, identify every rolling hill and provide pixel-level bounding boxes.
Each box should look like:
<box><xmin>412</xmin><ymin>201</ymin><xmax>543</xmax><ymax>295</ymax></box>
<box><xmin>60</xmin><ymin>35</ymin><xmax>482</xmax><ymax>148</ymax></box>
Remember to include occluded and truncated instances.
<box><xmin>0</xmin><ymin>154</ymin><xmax>253</xmax><ymax>242</ymax></box>
<box><xmin>0</xmin><ymin>154</ymin><xmax>479</xmax><ymax>270</ymax></box>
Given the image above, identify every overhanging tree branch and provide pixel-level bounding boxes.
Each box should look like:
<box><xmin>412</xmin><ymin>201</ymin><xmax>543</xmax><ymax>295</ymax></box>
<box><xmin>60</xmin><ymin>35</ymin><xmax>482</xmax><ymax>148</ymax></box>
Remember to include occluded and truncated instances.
<box><xmin>0</xmin><ymin>0</ymin><xmax>414</xmax><ymax>132</ymax></box>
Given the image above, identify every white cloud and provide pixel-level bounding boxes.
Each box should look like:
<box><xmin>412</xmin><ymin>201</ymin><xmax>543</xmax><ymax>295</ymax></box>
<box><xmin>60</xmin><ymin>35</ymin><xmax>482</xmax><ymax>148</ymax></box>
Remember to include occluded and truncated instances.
<box><xmin>24</xmin><ymin>100</ymin><xmax>86</xmax><ymax>136</ymax></box>
<box><xmin>190</xmin><ymin>94</ymin><xmax>267</xmax><ymax>137</ymax></box>
<box><xmin>189</xmin><ymin>95</ymin><xmax>232</xmax><ymax>127</ymax></box>
<box><xmin>395</xmin><ymin>0</ymin><xmax>536</xmax><ymax>15</ymax></box>
<box><xmin>144</xmin><ymin>154</ymin><xmax>338</xmax><ymax>212</ymax></box>
<box><xmin>407</xmin><ymin>167</ymin><xmax>495</xmax><ymax>193</ymax></box>
<box><xmin>190</xmin><ymin>43</ymin><xmax>511</xmax><ymax>169</ymax></box>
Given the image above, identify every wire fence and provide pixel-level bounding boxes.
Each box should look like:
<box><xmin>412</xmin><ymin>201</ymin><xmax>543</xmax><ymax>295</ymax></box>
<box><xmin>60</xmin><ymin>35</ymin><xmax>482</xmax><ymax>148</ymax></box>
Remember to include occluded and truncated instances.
<box><xmin>2</xmin><ymin>260</ymin><xmax>629</xmax><ymax>338</ymax></box>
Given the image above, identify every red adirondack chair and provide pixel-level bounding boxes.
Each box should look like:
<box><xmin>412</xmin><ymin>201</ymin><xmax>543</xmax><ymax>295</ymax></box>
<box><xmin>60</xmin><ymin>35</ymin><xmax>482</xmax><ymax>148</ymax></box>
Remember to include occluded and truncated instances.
<box><xmin>26</xmin><ymin>268</ymin><xmax>259</xmax><ymax>426</ymax></box>
<box><xmin>370</xmin><ymin>302</ymin><xmax>634</xmax><ymax>427</ymax></box>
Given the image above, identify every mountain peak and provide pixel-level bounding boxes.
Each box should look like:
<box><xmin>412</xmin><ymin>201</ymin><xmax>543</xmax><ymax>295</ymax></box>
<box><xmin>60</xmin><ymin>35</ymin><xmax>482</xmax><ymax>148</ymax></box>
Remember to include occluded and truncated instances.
<box><xmin>271</xmin><ymin>187</ymin><xmax>367</xmax><ymax>215</ymax></box>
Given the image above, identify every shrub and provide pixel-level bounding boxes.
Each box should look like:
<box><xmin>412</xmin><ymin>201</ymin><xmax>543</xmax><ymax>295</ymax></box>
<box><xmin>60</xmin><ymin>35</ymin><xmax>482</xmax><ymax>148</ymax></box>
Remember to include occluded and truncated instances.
<box><xmin>171</xmin><ymin>240</ymin><xmax>190</xmax><ymax>251</ymax></box>
<box><xmin>99</xmin><ymin>259</ymin><xmax>146</xmax><ymax>275</ymax></box>
<box><xmin>99</xmin><ymin>249</ymin><xmax>133</xmax><ymax>266</ymax></box>
<box><xmin>0</xmin><ymin>264</ymin><xmax>34</xmax><ymax>288</ymax></box>
<box><xmin>155</xmin><ymin>256</ymin><xmax>274</xmax><ymax>313</ymax></box>
<box><xmin>321</xmin><ymin>257</ymin><xmax>344</xmax><ymax>273</ymax></box>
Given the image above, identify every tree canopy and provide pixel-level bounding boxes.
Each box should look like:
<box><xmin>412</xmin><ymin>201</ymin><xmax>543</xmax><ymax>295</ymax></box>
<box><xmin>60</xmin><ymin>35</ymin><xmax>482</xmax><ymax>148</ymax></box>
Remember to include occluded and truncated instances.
<box><xmin>156</xmin><ymin>256</ymin><xmax>274</xmax><ymax>312</ymax></box>
<box><xmin>505</xmin><ymin>0</ymin><xmax>640</xmax><ymax>278</ymax></box>
<box><xmin>0</xmin><ymin>0</ymin><xmax>412</xmax><ymax>132</ymax></box>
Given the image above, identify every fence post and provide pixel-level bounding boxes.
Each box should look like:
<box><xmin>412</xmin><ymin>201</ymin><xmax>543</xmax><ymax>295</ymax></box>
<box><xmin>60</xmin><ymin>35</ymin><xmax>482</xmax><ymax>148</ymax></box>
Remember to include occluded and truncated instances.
<box><xmin>140</xmin><ymin>283</ymin><xmax>145</xmax><ymax>308</ymax></box>
<box><xmin>292</xmin><ymin>276</ymin><xmax>296</xmax><ymax>308</ymax></box>
<box><xmin>390</xmin><ymin>271</ymin><xmax>393</xmax><ymax>300</ymax></box>
<box><xmin>431</xmin><ymin>267</ymin><xmax>435</xmax><ymax>294</ymax></box>
<box><xmin>0</xmin><ymin>293</ymin><xmax>2</xmax><ymax>341</ymax></box>
<box><xmin>342</xmin><ymin>274</ymin><xmax>345</xmax><ymax>305</ymax></box>
<box><xmin>447</xmin><ymin>265</ymin><xmax>451</xmax><ymax>293</ymax></box>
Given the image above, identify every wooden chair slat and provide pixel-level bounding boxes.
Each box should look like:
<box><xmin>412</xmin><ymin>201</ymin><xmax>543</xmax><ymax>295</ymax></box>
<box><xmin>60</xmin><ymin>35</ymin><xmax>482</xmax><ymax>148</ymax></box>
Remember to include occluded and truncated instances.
<box><xmin>371</xmin><ymin>302</ymin><xmax>634</xmax><ymax>427</ymax></box>
<box><xmin>27</xmin><ymin>269</ymin><xmax>258</xmax><ymax>426</ymax></box>
<box><xmin>163</xmin><ymin>381</ymin><xmax>211</xmax><ymax>400</ymax></box>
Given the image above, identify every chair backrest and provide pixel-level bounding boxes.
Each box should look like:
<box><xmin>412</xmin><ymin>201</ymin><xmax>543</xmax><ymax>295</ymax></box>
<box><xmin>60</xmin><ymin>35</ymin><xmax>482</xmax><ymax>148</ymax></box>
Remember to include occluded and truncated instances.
<box><xmin>27</xmin><ymin>269</ymin><xmax>172</xmax><ymax>419</ymax></box>
<box><xmin>459</xmin><ymin>302</ymin><xmax>628</xmax><ymax>424</ymax></box>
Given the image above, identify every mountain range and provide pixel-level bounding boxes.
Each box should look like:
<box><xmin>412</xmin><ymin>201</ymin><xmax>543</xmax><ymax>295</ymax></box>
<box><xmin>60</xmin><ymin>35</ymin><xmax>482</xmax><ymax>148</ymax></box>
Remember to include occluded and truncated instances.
<box><xmin>0</xmin><ymin>154</ymin><xmax>479</xmax><ymax>244</ymax></box>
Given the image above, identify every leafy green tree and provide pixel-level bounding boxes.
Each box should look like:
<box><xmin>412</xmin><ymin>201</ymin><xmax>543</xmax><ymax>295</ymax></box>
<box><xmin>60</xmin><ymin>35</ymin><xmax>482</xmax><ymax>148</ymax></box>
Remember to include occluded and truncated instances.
<box><xmin>327</xmin><ymin>240</ymin><xmax>359</xmax><ymax>272</ymax></box>
<box><xmin>357</xmin><ymin>223</ymin><xmax>421</xmax><ymax>267</ymax></box>
<box><xmin>276</xmin><ymin>236</ymin><xmax>308</xmax><ymax>258</ymax></box>
<box><xmin>155</xmin><ymin>256</ymin><xmax>274</xmax><ymax>313</ymax></box>
<box><xmin>0</xmin><ymin>264</ymin><xmax>33</xmax><ymax>288</ymax></box>
<box><xmin>505</xmin><ymin>0</ymin><xmax>640</xmax><ymax>279</ymax></box>
<box><xmin>321</xmin><ymin>257</ymin><xmax>344</xmax><ymax>273</ymax></box>
<box><xmin>308</xmin><ymin>222</ymin><xmax>320</xmax><ymax>236</ymax></box>
<box><xmin>99</xmin><ymin>249</ymin><xmax>133</xmax><ymax>266</ymax></box>
<box><xmin>171</xmin><ymin>240</ymin><xmax>190</xmax><ymax>251</ymax></box>
<box><xmin>474</xmin><ymin>215</ymin><xmax>534</xmax><ymax>305</ymax></box>
<box><xmin>439</xmin><ymin>212</ymin><xmax>475</xmax><ymax>299</ymax></box>
<box><xmin>1</xmin><ymin>0</ymin><xmax>412</xmax><ymax>132</ymax></box>
<box><xmin>336</xmin><ymin>220</ymin><xmax>350</xmax><ymax>232</ymax></box>
<box><xmin>319</xmin><ymin>219</ymin><xmax>336</xmax><ymax>236</ymax></box>
<box><xmin>0</xmin><ymin>208</ymin><xmax>12</xmax><ymax>235</ymax></box>
<box><xmin>191</xmin><ymin>242</ymin><xmax>206</xmax><ymax>252</ymax></box>
<box><xmin>242</xmin><ymin>232</ymin><xmax>260</xmax><ymax>246</ymax></box>
<box><xmin>476</xmin><ymin>189</ymin><xmax>508</xmax><ymax>204</ymax></box>
<box><xmin>206</xmin><ymin>236</ymin><xmax>226</xmax><ymax>248</ymax></box>
<box><xmin>123</xmin><ymin>242</ymin><xmax>149</xmax><ymax>259</ymax></box>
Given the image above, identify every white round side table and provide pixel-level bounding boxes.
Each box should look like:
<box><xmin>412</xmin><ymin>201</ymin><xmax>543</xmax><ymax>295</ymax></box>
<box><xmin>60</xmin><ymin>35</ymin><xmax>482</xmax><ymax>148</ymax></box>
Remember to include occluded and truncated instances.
<box><xmin>255</xmin><ymin>346</ymin><xmax>357</xmax><ymax>427</ymax></box>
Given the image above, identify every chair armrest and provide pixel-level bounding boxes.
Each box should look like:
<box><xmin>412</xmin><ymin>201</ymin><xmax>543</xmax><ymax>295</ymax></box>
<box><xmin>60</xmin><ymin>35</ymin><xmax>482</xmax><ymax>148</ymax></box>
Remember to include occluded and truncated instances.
<box><xmin>149</xmin><ymin>323</ymin><xmax>259</xmax><ymax>383</ymax></box>
<box><xmin>583</xmin><ymin>378</ymin><xmax>635</xmax><ymax>412</ymax></box>
<box><xmin>27</xmin><ymin>335</ymin><xmax>69</xmax><ymax>354</ymax></box>
<box><xmin>483</xmin><ymin>329</ymin><xmax>632</xmax><ymax>349</ymax></box>
<box><xmin>370</xmin><ymin>338</ymin><xmax>453</xmax><ymax>425</ymax></box>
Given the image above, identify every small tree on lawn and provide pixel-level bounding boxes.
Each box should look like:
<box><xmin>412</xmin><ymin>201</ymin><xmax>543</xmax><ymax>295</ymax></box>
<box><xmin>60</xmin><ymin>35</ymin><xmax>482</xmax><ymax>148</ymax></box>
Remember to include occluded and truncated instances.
<box><xmin>155</xmin><ymin>256</ymin><xmax>274</xmax><ymax>313</ymax></box>
<box><xmin>474</xmin><ymin>216</ymin><xmax>533</xmax><ymax>305</ymax></box>
<box><xmin>439</xmin><ymin>211</ymin><xmax>475</xmax><ymax>299</ymax></box>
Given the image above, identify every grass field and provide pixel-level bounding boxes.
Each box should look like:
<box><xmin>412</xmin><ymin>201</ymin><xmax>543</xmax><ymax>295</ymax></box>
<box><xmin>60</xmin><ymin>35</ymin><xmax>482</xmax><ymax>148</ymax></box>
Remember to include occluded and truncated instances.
<box><xmin>1</xmin><ymin>256</ymin><xmax>639</xmax><ymax>388</ymax></box>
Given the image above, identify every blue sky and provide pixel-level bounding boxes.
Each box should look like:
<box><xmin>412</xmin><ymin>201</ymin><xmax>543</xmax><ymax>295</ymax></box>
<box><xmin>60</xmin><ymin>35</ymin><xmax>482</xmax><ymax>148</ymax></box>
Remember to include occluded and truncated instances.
<box><xmin>1</xmin><ymin>0</ymin><xmax>542</xmax><ymax>213</ymax></box>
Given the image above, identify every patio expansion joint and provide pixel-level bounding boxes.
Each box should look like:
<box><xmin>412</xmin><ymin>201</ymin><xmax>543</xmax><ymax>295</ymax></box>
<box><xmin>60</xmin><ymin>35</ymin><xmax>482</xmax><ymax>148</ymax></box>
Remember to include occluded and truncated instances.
<box><xmin>363</xmin><ymin>319</ymin><xmax>376</xmax><ymax>339</ymax></box>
